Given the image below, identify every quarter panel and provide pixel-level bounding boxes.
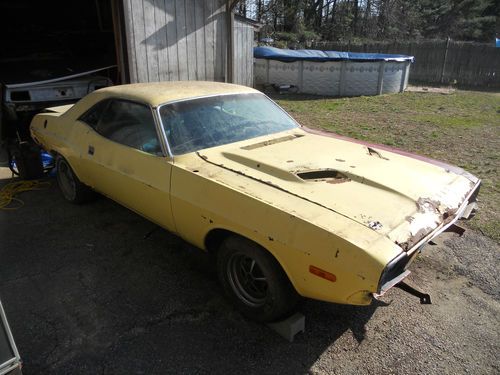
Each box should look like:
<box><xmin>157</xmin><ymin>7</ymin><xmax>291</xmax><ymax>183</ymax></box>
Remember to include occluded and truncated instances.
<box><xmin>30</xmin><ymin>113</ymin><xmax>88</xmax><ymax>181</ymax></box>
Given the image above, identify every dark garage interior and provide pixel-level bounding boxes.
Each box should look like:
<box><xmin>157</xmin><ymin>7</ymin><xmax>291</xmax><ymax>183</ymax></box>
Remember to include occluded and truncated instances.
<box><xmin>0</xmin><ymin>0</ymin><xmax>119</xmax><ymax>150</ymax></box>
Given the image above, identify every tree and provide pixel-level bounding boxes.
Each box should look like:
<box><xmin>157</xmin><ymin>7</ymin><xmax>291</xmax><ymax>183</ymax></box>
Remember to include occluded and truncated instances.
<box><xmin>234</xmin><ymin>0</ymin><xmax>497</xmax><ymax>44</ymax></box>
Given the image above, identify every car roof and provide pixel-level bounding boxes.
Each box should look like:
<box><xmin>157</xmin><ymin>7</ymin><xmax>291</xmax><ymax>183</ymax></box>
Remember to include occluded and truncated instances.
<box><xmin>97</xmin><ymin>81</ymin><xmax>259</xmax><ymax>107</ymax></box>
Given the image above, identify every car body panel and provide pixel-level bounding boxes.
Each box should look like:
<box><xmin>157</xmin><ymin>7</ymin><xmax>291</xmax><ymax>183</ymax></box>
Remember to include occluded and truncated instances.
<box><xmin>29</xmin><ymin>81</ymin><xmax>480</xmax><ymax>306</ymax></box>
<box><xmin>170</xmin><ymin>152</ymin><xmax>402</xmax><ymax>304</ymax></box>
<box><xmin>80</xmin><ymin>129</ymin><xmax>176</xmax><ymax>231</ymax></box>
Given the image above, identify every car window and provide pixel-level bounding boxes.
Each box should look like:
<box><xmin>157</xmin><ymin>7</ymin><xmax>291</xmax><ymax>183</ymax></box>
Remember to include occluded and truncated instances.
<box><xmin>79</xmin><ymin>99</ymin><xmax>111</xmax><ymax>128</ymax></box>
<box><xmin>94</xmin><ymin>100</ymin><xmax>162</xmax><ymax>155</ymax></box>
<box><xmin>159</xmin><ymin>93</ymin><xmax>298</xmax><ymax>155</ymax></box>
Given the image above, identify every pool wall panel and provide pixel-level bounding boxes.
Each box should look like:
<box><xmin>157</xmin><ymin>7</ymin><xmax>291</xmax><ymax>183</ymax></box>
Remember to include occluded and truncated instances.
<box><xmin>255</xmin><ymin>58</ymin><xmax>411</xmax><ymax>96</ymax></box>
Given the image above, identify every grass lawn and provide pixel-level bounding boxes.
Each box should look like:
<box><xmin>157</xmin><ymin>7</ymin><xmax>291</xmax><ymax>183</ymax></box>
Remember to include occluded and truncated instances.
<box><xmin>274</xmin><ymin>90</ymin><xmax>500</xmax><ymax>242</ymax></box>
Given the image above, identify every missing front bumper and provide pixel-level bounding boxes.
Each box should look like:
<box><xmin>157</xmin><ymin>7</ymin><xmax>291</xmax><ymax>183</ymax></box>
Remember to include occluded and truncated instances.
<box><xmin>373</xmin><ymin>271</ymin><xmax>432</xmax><ymax>305</ymax></box>
<box><xmin>395</xmin><ymin>282</ymin><xmax>431</xmax><ymax>304</ymax></box>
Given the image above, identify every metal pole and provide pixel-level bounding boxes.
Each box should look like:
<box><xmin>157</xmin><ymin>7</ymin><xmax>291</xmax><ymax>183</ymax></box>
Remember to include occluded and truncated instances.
<box><xmin>298</xmin><ymin>60</ymin><xmax>303</xmax><ymax>92</ymax></box>
<box><xmin>377</xmin><ymin>60</ymin><xmax>385</xmax><ymax>95</ymax></box>
<box><xmin>400</xmin><ymin>61</ymin><xmax>409</xmax><ymax>92</ymax></box>
<box><xmin>339</xmin><ymin>61</ymin><xmax>347</xmax><ymax>96</ymax></box>
<box><xmin>440</xmin><ymin>37</ymin><xmax>450</xmax><ymax>84</ymax></box>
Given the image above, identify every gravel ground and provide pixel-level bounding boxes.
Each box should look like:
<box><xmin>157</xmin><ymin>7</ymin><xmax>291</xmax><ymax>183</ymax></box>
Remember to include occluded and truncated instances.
<box><xmin>0</xmin><ymin>172</ymin><xmax>499</xmax><ymax>374</ymax></box>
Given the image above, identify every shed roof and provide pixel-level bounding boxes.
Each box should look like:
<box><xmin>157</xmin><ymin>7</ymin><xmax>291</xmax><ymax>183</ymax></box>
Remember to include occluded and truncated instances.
<box><xmin>234</xmin><ymin>14</ymin><xmax>263</xmax><ymax>29</ymax></box>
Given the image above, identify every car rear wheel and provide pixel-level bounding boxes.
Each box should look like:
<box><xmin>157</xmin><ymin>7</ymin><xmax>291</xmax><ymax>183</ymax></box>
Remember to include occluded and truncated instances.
<box><xmin>56</xmin><ymin>156</ymin><xmax>94</xmax><ymax>204</ymax></box>
<box><xmin>217</xmin><ymin>235</ymin><xmax>299</xmax><ymax>322</ymax></box>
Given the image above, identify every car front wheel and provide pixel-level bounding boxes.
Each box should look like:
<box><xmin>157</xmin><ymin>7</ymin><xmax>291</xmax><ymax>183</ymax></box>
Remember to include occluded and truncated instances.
<box><xmin>217</xmin><ymin>235</ymin><xmax>299</xmax><ymax>322</ymax></box>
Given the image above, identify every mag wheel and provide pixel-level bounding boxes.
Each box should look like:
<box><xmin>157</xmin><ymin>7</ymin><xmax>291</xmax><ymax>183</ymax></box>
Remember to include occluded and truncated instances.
<box><xmin>217</xmin><ymin>235</ymin><xmax>299</xmax><ymax>322</ymax></box>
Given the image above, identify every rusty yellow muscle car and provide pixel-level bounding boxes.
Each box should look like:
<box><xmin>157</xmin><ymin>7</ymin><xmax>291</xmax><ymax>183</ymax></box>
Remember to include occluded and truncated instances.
<box><xmin>29</xmin><ymin>82</ymin><xmax>480</xmax><ymax>322</ymax></box>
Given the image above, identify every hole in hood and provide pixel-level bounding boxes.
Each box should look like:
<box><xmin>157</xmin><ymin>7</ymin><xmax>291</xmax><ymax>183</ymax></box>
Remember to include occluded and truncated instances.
<box><xmin>296</xmin><ymin>169</ymin><xmax>351</xmax><ymax>184</ymax></box>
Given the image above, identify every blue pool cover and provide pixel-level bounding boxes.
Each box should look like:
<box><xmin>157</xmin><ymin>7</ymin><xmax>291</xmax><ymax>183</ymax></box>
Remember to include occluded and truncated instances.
<box><xmin>254</xmin><ymin>47</ymin><xmax>414</xmax><ymax>63</ymax></box>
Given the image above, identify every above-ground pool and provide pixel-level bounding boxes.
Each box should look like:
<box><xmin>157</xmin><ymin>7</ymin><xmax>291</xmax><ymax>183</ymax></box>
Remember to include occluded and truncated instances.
<box><xmin>254</xmin><ymin>47</ymin><xmax>414</xmax><ymax>96</ymax></box>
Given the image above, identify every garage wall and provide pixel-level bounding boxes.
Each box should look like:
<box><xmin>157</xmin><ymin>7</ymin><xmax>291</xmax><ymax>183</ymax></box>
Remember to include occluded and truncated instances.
<box><xmin>122</xmin><ymin>0</ymin><xmax>227</xmax><ymax>83</ymax></box>
<box><xmin>233</xmin><ymin>17</ymin><xmax>254</xmax><ymax>87</ymax></box>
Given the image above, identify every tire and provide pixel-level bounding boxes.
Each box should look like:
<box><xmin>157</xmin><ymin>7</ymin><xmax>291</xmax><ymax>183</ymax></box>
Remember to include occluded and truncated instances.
<box><xmin>56</xmin><ymin>156</ymin><xmax>94</xmax><ymax>204</ymax></box>
<box><xmin>217</xmin><ymin>235</ymin><xmax>299</xmax><ymax>322</ymax></box>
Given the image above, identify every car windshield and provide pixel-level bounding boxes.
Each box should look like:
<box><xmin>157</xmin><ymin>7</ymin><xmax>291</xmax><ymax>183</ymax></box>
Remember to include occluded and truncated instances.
<box><xmin>158</xmin><ymin>93</ymin><xmax>298</xmax><ymax>155</ymax></box>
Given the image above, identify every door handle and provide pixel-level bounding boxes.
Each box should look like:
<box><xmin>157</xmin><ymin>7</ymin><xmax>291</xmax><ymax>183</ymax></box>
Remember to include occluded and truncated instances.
<box><xmin>88</xmin><ymin>145</ymin><xmax>94</xmax><ymax>155</ymax></box>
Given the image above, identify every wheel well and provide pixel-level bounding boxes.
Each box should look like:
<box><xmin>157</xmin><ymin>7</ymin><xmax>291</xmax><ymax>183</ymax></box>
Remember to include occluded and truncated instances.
<box><xmin>204</xmin><ymin>228</ymin><xmax>234</xmax><ymax>255</ymax></box>
<box><xmin>205</xmin><ymin>229</ymin><xmax>281</xmax><ymax>262</ymax></box>
<box><xmin>204</xmin><ymin>229</ymin><xmax>296</xmax><ymax>286</ymax></box>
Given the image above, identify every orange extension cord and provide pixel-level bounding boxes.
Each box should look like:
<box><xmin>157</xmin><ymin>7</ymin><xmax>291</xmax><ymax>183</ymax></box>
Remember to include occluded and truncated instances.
<box><xmin>0</xmin><ymin>180</ymin><xmax>50</xmax><ymax>210</ymax></box>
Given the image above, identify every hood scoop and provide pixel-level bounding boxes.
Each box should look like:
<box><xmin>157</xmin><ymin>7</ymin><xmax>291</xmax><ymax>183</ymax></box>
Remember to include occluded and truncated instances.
<box><xmin>296</xmin><ymin>169</ymin><xmax>351</xmax><ymax>184</ymax></box>
<box><xmin>241</xmin><ymin>134</ymin><xmax>304</xmax><ymax>150</ymax></box>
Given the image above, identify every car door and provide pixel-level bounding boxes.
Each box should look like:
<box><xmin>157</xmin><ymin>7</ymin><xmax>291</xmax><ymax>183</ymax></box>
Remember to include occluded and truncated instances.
<box><xmin>78</xmin><ymin>98</ymin><xmax>176</xmax><ymax>232</ymax></box>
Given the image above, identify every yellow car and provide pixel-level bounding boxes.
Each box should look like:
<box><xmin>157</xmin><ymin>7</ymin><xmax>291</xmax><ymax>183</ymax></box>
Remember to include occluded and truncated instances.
<box><xmin>30</xmin><ymin>82</ymin><xmax>480</xmax><ymax>322</ymax></box>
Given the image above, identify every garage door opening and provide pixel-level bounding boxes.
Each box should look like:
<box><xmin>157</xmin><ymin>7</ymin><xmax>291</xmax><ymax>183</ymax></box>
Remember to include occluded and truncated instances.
<box><xmin>0</xmin><ymin>0</ymin><xmax>127</xmax><ymax>177</ymax></box>
<box><xmin>0</xmin><ymin>0</ymin><xmax>126</xmax><ymax>139</ymax></box>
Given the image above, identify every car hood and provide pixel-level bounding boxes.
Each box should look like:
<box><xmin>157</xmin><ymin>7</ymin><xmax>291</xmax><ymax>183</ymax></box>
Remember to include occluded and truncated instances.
<box><xmin>196</xmin><ymin>128</ymin><xmax>479</xmax><ymax>251</ymax></box>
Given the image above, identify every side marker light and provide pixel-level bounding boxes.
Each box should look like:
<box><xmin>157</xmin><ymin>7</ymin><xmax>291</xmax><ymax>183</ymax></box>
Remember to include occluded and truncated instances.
<box><xmin>309</xmin><ymin>265</ymin><xmax>336</xmax><ymax>282</ymax></box>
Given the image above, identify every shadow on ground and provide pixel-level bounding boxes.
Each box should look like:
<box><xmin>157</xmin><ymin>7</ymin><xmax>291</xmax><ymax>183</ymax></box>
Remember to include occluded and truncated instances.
<box><xmin>0</xmin><ymin>175</ymin><xmax>381</xmax><ymax>374</ymax></box>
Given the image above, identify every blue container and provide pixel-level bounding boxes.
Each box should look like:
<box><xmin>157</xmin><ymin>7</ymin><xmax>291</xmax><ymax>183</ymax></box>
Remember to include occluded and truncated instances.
<box><xmin>41</xmin><ymin>151</ymin><xmax>54</xmax><ymax>168</ymax></box>
<box><xmin>10</xmin><ymin>150</ymin><xmax>55</xmax><ymax>176</ymax></box>
<box><xmin>41</xmin><ymin>151</ymin><xmax>56</xmax><ymax>176</ymax></box>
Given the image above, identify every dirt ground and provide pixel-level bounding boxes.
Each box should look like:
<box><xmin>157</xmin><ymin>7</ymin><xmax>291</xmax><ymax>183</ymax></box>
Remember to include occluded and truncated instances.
<box><xmin>0</xmin><ymin>169</ymin><xmax>499</xmax><ymax>374</ymax></box>
<box><xmin>404</xmin><ymin>85</ymin><xmax>457</xmax><ymax>94</ymax></box>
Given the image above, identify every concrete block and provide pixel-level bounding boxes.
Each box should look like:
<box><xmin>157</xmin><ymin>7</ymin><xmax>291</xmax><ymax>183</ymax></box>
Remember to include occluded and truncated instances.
<box><xmin>267</xmin><ymin>312</ymin><xmax>305</xmax><ymax>342</ymax></box>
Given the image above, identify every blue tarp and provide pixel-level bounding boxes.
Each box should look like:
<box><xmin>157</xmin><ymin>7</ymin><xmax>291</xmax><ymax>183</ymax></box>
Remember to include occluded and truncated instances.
<box><xmin>254</xmin><ymin>46</ymin><xmax>414</xmax><ymax>63</ymax></box>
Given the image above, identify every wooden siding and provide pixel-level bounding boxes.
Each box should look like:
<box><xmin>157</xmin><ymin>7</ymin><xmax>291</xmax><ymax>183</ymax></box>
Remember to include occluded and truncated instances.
<box><xmin>123</xmin><ymin>0</ymin><xmax>228</xmax><ymax>83</ymax></box>
<box><xmin>233</xmin><ymin>18</ymin><xmax>254</xmax><ymax>87</ymax></box>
